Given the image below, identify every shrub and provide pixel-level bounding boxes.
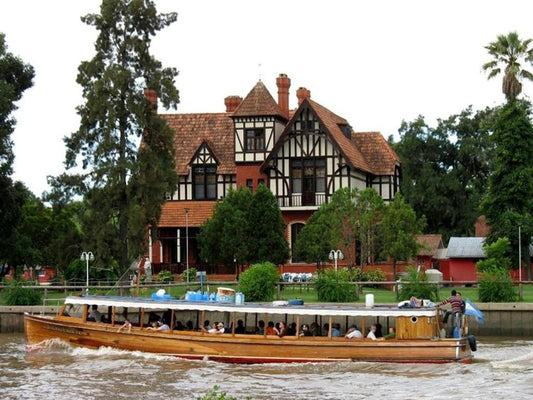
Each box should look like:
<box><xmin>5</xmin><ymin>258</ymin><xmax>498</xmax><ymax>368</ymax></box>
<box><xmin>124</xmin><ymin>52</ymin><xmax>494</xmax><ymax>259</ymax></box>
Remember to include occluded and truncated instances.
<box><xmin>238</xmin><ymin>262</ymin><xmax>279</xmax><ymax>302</ymax></box>
<box><xmin>180</xmin><ymin>267</ymin><xmax>197</xmax><ymax>283</ymax></box>
<box><xmin>2</xmin><ymin>280</ymin><xmax>42</xmax><ymax>306</ymax></box>
<box><xmin>198</xmin><ymin>385</ymin><xmax>252</xmax><ymax>400</ymax></box>
<box><xmin>156</xmin><ymin>270</ymin><xmax>175</xmax><ymax>283</ymax></box>
<box><xmin>315</xmin><ymin>268</ymin><xmax>358</xmax><ymax>302</ymax></box>
<box><xmin>478</xmin><ymin>269</ymin><xmax>517</xmax><ymax>302</ymax></box>
<box><xmin>363</xmin><ymin>269</ymin><xmax>386</xmax><ymax>287</ymax></box>
<box><xmin>398</xmin><ymin>266</ymin><xmax>437</xmax><ymax>301</ymax></box>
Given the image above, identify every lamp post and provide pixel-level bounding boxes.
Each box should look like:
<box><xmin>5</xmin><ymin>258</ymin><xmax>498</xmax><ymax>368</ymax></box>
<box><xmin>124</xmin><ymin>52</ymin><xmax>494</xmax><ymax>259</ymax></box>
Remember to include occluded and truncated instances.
<box><xmin>329</xmin><ymin>249</ymin><xmax>344</xmax><ymax>272</ymax></box>
<box><xmin>80</xmin><ymin>251</ymin><xmax>94</xmax><ymax>295</ymax></box>
<box><xmin>185</xmin><ymin>208</ymin><xmax>189</xmax><ymax>288</ymax></box>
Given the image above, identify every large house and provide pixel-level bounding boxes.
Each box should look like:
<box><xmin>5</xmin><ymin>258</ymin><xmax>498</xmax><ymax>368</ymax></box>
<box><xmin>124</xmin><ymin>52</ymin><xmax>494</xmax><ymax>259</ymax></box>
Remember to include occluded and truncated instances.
<box><xmin>146</xmin><ymin>74</ymin><xmax>401</xmax><ymax>274</ymax></box>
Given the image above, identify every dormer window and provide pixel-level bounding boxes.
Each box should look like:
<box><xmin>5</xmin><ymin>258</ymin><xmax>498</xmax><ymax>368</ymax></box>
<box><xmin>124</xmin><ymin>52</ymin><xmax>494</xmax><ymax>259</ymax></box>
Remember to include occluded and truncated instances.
<box><xmin>245</xmin><ymin>128</ymin><xmax>265</xmax><ymax>151</ymax></box>
<box><xmin>193</xmin><ymin>165</ymin><xmax>217</xmax><ymax>200</ymax></box>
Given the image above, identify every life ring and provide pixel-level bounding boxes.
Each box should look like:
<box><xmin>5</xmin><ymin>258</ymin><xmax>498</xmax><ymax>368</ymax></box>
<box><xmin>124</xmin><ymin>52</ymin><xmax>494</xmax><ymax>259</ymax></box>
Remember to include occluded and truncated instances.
<box><xmin>468</xmin><ymin>335</ymin><xmax>477</xmax><ymax>352</ymax></box>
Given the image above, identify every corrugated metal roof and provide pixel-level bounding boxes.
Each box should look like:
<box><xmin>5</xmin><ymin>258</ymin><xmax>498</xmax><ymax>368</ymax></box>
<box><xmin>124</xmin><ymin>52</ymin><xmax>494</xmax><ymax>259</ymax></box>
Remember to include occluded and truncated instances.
<box><xmin>446</xmin><ymin>237</ymin><xmax>485</xmax><ymax>258</ymax></box>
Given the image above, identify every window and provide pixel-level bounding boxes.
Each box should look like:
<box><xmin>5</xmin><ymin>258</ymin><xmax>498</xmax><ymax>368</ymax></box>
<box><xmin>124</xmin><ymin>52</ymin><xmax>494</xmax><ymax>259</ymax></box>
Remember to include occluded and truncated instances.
<box><xmin>291</xmin><ymin>158</ymin><xmax>326</xmax><ymax>194</ymax></box>
<box><xmin>246</xmin><ymin>179</ymin><xmax>253</xmax><ymax>192</ymax></box>
<box><xmin>245</xmin><ymin>128</ymin><xmax>265</xmax><ymax>151</ymax></box>
<box><xmin>193</xmin><ymin>165</ymin><xmax>217</xmax><ymax>200</ymax></box>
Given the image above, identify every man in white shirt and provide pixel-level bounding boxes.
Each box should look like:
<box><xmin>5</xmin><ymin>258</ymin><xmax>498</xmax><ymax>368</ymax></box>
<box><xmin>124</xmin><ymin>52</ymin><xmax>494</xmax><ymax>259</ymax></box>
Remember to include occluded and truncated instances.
<box><xmin>367</xmin><ymin>324</ymin><xmax>377</xmax><ymax>340</ymax></box>
<box><xmin>345</xmin><ymin>324</ymin><xmax>363</xmax><ymax>339</ymax></box>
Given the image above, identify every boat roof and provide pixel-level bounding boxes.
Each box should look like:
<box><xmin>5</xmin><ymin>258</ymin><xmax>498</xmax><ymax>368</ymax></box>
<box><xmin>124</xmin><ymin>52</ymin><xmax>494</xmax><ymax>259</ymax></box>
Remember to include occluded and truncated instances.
<box><xmin>68</xmin><ymin>295</ymin><xmax>437</xmax><ymax>318</ymax></box>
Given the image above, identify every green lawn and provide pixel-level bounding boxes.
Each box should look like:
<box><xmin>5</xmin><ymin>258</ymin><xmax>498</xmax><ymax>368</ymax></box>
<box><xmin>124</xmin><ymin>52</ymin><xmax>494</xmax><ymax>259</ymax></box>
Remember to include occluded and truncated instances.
<box><xmin>4</xmin><ymin>281</ymin><xmax>533</xmax><ymax>306</ymax></box>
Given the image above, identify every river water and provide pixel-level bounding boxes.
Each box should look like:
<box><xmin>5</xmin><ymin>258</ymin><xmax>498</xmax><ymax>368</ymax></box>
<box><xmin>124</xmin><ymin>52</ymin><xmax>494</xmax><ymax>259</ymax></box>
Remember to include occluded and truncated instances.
<box><xmin>1</xmin><ymin>334</ymin><xmax>532</xmax><ymax>400</ymax></box>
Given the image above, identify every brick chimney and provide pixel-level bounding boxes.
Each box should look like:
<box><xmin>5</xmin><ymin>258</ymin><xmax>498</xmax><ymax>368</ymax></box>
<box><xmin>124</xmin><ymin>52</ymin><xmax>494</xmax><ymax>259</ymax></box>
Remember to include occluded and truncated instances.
<box><xmin>144</xmin><ymin>88</ymin><xmax>158</xmax><ymax>112</ymax></box>
<box><xmin>224</xmin><ymin>95</ymin><xmax>243</xmax><ymax>112</ymax></box>
<box><xmin>297</xmin><ymin>87</ymin><xmax>311</xmax><ymax>106</ymax></box>
<box><xmin>276</xmin><ymin>73</ymin><xmax>291</xmax><ymax>118</ymax></box>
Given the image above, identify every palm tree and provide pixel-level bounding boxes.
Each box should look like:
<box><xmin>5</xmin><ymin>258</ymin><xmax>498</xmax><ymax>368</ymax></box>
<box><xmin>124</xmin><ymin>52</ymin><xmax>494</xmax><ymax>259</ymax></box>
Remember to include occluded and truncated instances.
<box><xmin>482</xmin><ymin>31</ymin><xmax>533</xmax><ymax>101</ymax></box>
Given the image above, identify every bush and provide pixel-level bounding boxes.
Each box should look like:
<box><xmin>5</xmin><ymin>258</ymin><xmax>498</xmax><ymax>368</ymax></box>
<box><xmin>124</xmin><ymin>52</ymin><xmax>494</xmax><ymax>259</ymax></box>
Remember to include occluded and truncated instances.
<box><xmin>363</xmin><ymin>269</ymin><xmax>386</xmax><ymax>287</ymax></box>
<box><xmin>238</xmin><ymin>262</ymin><xmax>279</xmax><ymax>302</ymax></box>
<box><xmin>315</xmin><ymin>268</ymin><xmax>358</xmax><ymax>302</ymax></box>
<box><xmin>180</xmin><ymin>267</ymin><xmax>197</xmax><ymax>283</ymax></box>
<box><xmin>398</xmin><ymin>266</ymin><xmax>437</xmax><ymax>301</ymax></box>
<box><xmin>478</xmin><ymin>269</ymin><xmax>517</xmax><ymax>302</ymax></box>
<box><xmin>156</xmin><ymin>270</ymin><xmax>175</xmax><ymax>283</ymax></box>
<box><xmin>2</xmin><ymin>281</ymin><xmax>42</xmax><ymax>306</ymax></box>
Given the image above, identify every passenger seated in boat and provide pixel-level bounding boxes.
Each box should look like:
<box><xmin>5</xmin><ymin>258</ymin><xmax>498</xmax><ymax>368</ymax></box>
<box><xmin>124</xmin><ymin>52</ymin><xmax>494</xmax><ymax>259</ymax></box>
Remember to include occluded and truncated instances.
<box><xmin>266</xmin><ymin>321</ymin><xmax>276</xmax><ymax>335</ymax></box>
<box><xmin>310</xmin><ymin>322</ymin><xmax>321</xmax><ymax>336</ymax></box>
<box><xmin>117</xmin><ymin>318</ymin><xmax>132</xmax><ymax>333</ymax></box>
<box><xmin>174</xmin><ymin>321</ymin><xmax>185</xmax><ymax>331</ymax></box>
<box><xmin>287</xmin><ymin>322</ymin><xmax>297</xmax><ymax>336</ymax></box>
<box><xmin>299</xmin><ymin>324</ymin><xmax>312</xmax><ymax>336</ymax></box>
<box><xmin>162</xmin><ymin>309</ymin><xmax>172</xmax><ymax>326</ymax></box>
<box><xmin>146</xmin><ymin>320</ymin><xmax>170</xmax><ymax>331</ymax></box>
<box><xmin>256</xmin><ymin>320</ymin><xmax>265</xmax><ymax>334</ymax></box>
<box><xmin>235</xmin><ymin>319</ymin><xmax>246</xmax><ymax>334</ymax></box>
<box><xmin>274</xmin><ymin>321</ymin><xmax>288</xmax><ymax>337</ymax></box>
<box><xmin>367</xmin><ymin>325</ymin><xmax>377</xmax><ymax>340</ymax></box>
<box><xmin>322</xmin><ymin>323</ymin><xmax>330</xmax><ymax>336</ymax></box>
<box><xmin>88</xmin><ymin>305</ymin><xmax>102</xmax><ymax>322</ymax></box>
<box><xmin>185</xmin><ymin>320</ymin><xmax>194</xmax><ymax>330</ymax></box>
<box><xmin>345</xmin><ymin>324</ymin><xmax>362</xmax><ymax>339</ymax></box>
<box><xmin>331</xmin><ymin>323</ymin><xmax>341</xmax><ymax>337</ymax></box>
<box><xmin>375</xmin><ymin>323</ymin><xmax>383</xmax><ymax>338</ymax></box>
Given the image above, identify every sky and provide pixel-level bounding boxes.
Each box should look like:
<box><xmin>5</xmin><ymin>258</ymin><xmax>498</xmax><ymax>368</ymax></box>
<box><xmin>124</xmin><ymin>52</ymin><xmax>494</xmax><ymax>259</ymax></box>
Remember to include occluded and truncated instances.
<box><xmin>2</xmin><ymin>0</ymin><xmax>533</xmax><ymax>196</ymax></box>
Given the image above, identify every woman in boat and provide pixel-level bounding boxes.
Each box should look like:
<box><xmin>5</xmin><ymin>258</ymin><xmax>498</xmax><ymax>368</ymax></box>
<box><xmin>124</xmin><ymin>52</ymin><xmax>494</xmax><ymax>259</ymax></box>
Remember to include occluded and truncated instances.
<box><xmin>345</xmin><ymin>324</ymin><xmax>362</xmax><ymax>339</ymax></box>
<box><xmin>274</xmin><ymin>321</ymin><xmax>288</xmax><ymax>337</ymax></box>
<box><xmin>117</xmin><ymin>318</ymin><xmax>132</xmax><ymax>333</ymax></box>
<box><xmin>299</xmin><ymin>324</ymin><xmax>312</xmax><ymax>337</ymax></box>
<box><xmin>367</xmin><ymin>325</ymin><xmax>378</xmax><ymax>340</ymax></box>
<box><xmin>266</xmin><ymin>321</ymin><xmax>276</xmax><ymax>335</ymax></box>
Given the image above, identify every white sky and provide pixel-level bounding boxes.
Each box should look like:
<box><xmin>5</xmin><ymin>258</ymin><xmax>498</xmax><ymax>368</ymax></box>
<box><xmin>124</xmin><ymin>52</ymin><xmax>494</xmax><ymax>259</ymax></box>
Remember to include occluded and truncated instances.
<box><xmin>2</xmin><ymin>0</ymin><xmax>533</xmax><ymax>196</ymax></box>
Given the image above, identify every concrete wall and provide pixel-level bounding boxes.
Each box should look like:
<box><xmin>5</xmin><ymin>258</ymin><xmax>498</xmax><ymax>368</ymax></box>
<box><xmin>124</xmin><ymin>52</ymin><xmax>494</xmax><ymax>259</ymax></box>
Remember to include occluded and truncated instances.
<box><xmin>1</xmin><ymin>303</ymin><xmax>531</xmax><ymax>337</ymax></box>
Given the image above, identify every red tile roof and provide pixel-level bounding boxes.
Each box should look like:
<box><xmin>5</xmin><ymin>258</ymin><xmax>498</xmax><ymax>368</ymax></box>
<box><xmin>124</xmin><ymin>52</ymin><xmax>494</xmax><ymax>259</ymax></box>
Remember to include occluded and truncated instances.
<box><xmin>160</xmin><ymin>113</ymin><xmax>235</xmax><ymax>175</ymax></box>
<box><xmin>351</xmin><ymin>131</ymin><xmax>400</xmax><ymax>175</ymax></box>
<box><xmin>159</xmin><ymin>201</ymin><xmax>217</xmax><ymax>227</ymax></box>
<box><xmin>232</xmin><ymin>81</ymin><xmax>287</xmax><ymax>119</ymax></box>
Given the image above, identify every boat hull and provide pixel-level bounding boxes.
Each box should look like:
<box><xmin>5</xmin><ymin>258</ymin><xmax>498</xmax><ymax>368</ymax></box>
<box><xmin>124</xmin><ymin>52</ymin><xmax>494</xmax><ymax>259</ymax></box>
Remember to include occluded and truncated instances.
<box><xmin>24</xmin><ymin>314</ymin><xmax>472</xmax><ymax>364</ymax></box>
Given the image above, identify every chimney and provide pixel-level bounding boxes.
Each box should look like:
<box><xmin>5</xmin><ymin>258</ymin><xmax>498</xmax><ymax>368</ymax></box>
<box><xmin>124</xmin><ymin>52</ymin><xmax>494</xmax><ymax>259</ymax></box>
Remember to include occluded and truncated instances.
<box><xmin>144</xmin><ymin>88</ymin><xmax>158</xmax><ymax>112</ymax></box>
<box><xmin>224</xmin><ymin>95</ymin><xmax>243</xmax><ymax>112</ymax></box>
<box><xmin>276</xmin><ymin>73</ymin><xmax>291</xmax><ymax>118</ymax></box>
<box><xmin>297</xmin><ymin>87</ymin><xmax>311</xmax><ymax>106</ymax></box>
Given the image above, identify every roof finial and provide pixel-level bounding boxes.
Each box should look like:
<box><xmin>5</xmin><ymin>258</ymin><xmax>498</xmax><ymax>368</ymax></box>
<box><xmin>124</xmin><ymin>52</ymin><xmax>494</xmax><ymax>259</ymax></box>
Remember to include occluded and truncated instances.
<box><xmin>258</xmin><ymin>62</ymin><xmax>262</xmax><ymax>81</ymax></box>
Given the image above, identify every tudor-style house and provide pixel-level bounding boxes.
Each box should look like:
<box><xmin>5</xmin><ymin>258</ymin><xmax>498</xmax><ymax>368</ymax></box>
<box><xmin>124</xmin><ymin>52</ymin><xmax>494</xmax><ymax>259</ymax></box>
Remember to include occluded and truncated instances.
<box><xmin>146</xmin><ymin>74</ymin><xmax>401</xmax><ymax>274</ymax></box>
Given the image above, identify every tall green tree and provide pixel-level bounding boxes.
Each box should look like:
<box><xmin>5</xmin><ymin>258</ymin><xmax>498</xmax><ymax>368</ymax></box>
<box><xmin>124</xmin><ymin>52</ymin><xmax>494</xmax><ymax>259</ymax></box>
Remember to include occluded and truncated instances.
<box><xmin>482</xmin><ymin>31</ymin><xmax>533</xmax><ymax>101</ymax></box>
<box><xmin>198</xmin><ymin>184</ymin><xmax>289</xmax><ymax>270</ymax></box>
<box><xmin>380</xmin><ymin>193</ymin><xmax>425</xmax><ymax>280</ymax></box>
<box><xmin>197</xmin><ymin>187</ymin><xmax>252</xmax><ymax>269</ymax></box>
<box><xmin>52</xmin><ymin>0</ymin><xmax>179</xmax><ymax>273</ymax></box>
<box><xmin>481</xmin><ymin>99</ymin><xmax>533</xmax><ymax>280</ymax></box>
<box><xmin>355</xmin><ymin>188</ymin><xmax>385</xmax><ymax>267</ymax></box>
<box><xmin>0</xmin><ymin>33</ymin><xmax>34</xmax><ymax>269</ymax></box>
<box><xmin>247</xmin><ymin>183</ymin><xmax>290</xmax><ymax>265</ymax></box>
<box><xmin>393</xmin><ymin>107</ymin><xmax>493</xmax><ymax>241</ymax></box>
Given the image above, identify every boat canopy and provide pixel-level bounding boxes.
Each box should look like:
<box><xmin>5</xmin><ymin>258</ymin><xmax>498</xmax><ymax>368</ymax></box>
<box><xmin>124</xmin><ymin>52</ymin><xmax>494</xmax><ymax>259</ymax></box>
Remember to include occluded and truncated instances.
<box><xmin>68</xmin><ymin>295</ymin><xmax>437</xmax><ymax>318</ymax></box>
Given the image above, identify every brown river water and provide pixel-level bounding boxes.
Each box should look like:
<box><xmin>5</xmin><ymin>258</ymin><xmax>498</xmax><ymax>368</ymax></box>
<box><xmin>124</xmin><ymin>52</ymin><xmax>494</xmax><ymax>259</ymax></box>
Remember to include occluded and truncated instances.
<box><xmin>1</xmin><ymin>333</ymin><xmax>532</xmax><ymax>400</ymax></box>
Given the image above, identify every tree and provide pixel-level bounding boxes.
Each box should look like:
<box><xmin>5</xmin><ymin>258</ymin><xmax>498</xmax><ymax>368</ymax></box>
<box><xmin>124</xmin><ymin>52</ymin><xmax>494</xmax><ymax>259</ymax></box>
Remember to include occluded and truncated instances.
<box><xmin>481</xmin><ymin>100</ymin><xmax>533</xmax><ymax>280</ymax></box>
<box><xmin>482</xmin><ymin>31</ymin><xmax>533</xmax><ymax>101</ymax></box>
<box><xmin>355</xmin><ymin>188</ymin><xmax>385</xmax><ymax>267</ymax></box>
<box><xmin>380</xmin><ymin>193</ymin><xmax>425</xmax><ymax>280</ymax></box>
<box><xmin>393</xmin><ymin>107</ymin><xmax>493</xmax><ymax>241</ymax></box>
<box><xmin>197</xmin><ymin>187</ymin><xmax>252</xmax><ymax>269</ymax></box>
<box><xmin>0</xmin><ymin>33</ymin><xmax>34</xmax><ymax>176</ymax></box>
<box><xmin>0</xmin><ymin>33</ymin><xmax>34</xmax><ymax>268</ymax></box>
<box><xmin>247</xmin><ymin>184</ymin><xmax>290</xmax><ymax>265</ymax></box>
<box><xmin>237</xmin><ymin>262</ymin><xmax>280</xmax><ymax>302</ymax></box>
<box><xmin>54</xmin><ymin>0</ymin><xmax>179</xmax><ymax>273</ymax></box>
<box><xmin>198</xmin><ymin>184</ymin><xmax>289</xmax><ymax>270</ymax></box>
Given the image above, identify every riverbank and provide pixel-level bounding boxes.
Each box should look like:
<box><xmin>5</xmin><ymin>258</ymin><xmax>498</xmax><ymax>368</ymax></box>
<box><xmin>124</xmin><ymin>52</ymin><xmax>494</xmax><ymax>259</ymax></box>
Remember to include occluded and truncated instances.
<box><xmin>2</xmin><ymin>302</ymin><xmax>532</xmax><ymax>336</ymax></box>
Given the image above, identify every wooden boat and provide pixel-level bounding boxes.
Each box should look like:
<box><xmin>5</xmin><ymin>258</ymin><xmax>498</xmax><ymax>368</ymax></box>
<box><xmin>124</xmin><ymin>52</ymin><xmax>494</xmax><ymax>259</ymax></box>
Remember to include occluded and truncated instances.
<box><xmin>24</xmin><ymin>294</ymin><xmax>474</xmax><ymax>363</ymax></box>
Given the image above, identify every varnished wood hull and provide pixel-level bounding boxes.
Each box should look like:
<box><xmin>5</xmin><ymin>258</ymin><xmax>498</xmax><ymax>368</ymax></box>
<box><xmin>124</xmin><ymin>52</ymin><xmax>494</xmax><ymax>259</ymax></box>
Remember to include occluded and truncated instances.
<box><xmin>24</xmin><ymin>314</ymin><xmax>472</xmax><ymax>363</ymax></box>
